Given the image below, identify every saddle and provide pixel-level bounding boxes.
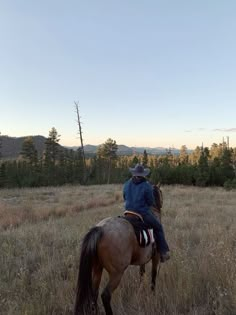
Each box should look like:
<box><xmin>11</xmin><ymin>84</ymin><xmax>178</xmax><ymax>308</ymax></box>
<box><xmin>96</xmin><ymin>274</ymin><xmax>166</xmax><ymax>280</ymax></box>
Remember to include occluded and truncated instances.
<box><xmin>122</xmin><ymin>211</ymin><xmax>155</xmax><ymax>247</ymax></box>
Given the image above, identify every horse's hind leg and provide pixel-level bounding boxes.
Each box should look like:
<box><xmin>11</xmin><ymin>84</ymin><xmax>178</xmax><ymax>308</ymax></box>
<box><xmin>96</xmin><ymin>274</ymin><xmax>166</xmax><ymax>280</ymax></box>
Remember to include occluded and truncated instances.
<box><xmin>101</xmin><ymin>272</ymin><xmax>123</xmax><ymax>315</ymax></box>
<box><xmin>140</xmin><ymin>264</ymin><xmax>145</xmax><ymax>281</ymax></box>
<box><xmin>93</xmin><ymin>264</ymin><xmax>103</xmax><ymax>301</ymax></box>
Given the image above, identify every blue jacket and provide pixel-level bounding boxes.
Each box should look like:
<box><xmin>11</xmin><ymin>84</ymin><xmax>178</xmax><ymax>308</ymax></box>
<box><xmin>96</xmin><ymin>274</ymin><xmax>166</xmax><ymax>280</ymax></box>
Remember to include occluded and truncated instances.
<box><xmin>123</xmin><ymin>177</ymin><xmax>154</xmax><ymax>215</ymax></box>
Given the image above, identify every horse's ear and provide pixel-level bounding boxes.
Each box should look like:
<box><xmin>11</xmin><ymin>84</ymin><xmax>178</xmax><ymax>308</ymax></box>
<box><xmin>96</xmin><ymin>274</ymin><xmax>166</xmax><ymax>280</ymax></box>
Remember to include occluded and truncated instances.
<box><xmin>157</xmin><ymin>182</ymin><xmax>161</xmax><ymax>188</ymax></box>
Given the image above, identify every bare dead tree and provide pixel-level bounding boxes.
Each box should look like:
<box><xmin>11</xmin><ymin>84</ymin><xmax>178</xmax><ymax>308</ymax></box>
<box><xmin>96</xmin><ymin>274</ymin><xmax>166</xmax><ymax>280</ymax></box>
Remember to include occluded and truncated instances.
<box><xmin>74</xmin><ymin>101</ymin><xmax>87</xmax><ymax>182</ymax></box>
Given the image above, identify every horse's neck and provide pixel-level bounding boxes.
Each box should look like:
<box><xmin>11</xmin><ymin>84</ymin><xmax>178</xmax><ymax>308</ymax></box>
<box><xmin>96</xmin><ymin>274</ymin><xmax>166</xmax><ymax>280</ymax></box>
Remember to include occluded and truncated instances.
<box><xmin>153</xmin><ymin>185</ymin><xmax>163</xmax><ymax>211</ymax></box>
<box><xmin>152</xmin><ymin>206</ymin><xmax>161</xmax><ymax>222</ymax></box>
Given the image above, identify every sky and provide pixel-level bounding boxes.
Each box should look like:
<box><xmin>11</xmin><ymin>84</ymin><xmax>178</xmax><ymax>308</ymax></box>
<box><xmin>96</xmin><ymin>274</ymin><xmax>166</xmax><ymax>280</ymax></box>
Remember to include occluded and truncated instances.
<box><xmin>1</xmin><ymin>0</ymin><xmax>236</xmax><ymax>150</ymax></box>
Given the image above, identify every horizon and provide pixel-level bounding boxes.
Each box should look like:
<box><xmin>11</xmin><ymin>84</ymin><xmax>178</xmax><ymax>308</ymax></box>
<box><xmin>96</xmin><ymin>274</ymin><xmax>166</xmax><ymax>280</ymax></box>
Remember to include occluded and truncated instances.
<box><xmin>0</xmin><ymin>133</ymin><xmax>233</xmax><ymax>151</ymax></box>
<box><xmin>1</xmin><ymin>1</ymin><xmax>236</xmax><ymax>149</ymax></box>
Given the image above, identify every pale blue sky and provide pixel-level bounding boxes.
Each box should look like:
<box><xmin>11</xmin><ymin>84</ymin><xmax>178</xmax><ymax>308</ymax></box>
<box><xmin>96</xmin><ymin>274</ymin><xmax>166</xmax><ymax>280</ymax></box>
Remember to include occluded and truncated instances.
<box><xmin>1</xmin><ymin>0</ymin><xmax>236</xmax><ymax>149</ymax></box>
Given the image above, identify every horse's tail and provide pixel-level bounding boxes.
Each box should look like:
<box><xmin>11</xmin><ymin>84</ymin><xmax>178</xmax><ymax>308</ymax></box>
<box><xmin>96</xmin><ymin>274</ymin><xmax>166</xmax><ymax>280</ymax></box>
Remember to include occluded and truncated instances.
<box><xmin>74</xmin><ymin>226</ymin><xmax>103</xmax><ymax>315</ymax></box>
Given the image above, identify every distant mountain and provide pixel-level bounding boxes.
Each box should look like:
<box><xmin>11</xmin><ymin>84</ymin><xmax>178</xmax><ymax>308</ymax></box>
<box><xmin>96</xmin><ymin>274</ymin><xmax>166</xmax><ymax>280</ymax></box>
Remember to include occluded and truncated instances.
<box><xmin>130</xmin><ymin>146</ymin><xmax>181</xmax><ymax>155</ymax></box>
<box><xmin>0</xmin><ymin>135</ymin><xmax>47</xmax><ymax>159</ymax></box>
<box><xmin>0</xmin><ymin>135</ymin><xmax>183</xmax><ymax>159</ymax></box>
<box><xmin>68</xmin><ymin>144</ymin><xmax>98</xmax><ymax>154</ymax></box>
<box><xmin>74</xmin><ymin>144</ymin><xmax>181</xmax><ymax>156</ymax></box>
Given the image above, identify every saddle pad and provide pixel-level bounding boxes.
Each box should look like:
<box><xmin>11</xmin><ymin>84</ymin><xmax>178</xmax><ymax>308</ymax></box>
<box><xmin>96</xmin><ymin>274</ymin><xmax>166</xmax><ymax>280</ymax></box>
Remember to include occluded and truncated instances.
<box><xmin>122</xmin><ymin>216</ymin><xmax>154</xmax><ymax>247</ymax></box>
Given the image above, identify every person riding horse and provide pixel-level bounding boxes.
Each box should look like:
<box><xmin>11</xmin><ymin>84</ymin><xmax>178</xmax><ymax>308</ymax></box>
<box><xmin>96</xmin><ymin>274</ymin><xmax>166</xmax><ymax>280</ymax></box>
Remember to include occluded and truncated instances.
<box><xmin>123</xmin><ymin>164</ymin><xmax>170</xmax><ymax>262</ymax></box>
<box><xmin>74</xmin><ymin>165</ymin><xmax>169</xmax><ymax>315</ymax></box>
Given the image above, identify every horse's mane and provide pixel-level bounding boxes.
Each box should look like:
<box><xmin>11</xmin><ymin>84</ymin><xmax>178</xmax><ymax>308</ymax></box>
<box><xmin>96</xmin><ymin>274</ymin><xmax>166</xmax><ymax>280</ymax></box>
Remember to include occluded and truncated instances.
<box><xmin>153</xmin><ymin>184</ymin><xmax>163</xmax><ymax>211</ymax></box>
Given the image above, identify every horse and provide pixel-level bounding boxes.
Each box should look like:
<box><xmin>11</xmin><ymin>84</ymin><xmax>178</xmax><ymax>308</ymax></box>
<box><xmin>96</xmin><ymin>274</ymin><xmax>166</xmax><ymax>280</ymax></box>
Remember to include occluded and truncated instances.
<box><xmin>74</xmin><ymin>184</ymin><xmax>163</xmax><ymax>315</ymax></box>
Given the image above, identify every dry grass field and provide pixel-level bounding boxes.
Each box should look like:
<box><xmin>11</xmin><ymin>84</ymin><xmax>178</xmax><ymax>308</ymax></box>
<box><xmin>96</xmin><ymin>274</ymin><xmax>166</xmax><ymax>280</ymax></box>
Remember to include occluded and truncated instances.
<box><xmin>0</xmin><ymin>184</ymin><xmax>235</xmax><ymax>315</ymax></box>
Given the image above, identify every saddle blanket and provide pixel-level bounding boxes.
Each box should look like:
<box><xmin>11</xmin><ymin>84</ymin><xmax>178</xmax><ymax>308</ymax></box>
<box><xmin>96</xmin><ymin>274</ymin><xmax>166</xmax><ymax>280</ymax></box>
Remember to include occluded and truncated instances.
<box><xmin>122</xmin><ymin>216</ymin><xmax>155</xmax><ymax>247</ymax></box>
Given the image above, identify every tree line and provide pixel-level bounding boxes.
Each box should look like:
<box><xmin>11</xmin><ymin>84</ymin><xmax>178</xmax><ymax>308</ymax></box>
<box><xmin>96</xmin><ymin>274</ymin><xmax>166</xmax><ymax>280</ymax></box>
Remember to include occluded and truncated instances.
<box><xmin>0</xmin><ymin>128</ymin><xmax>236</xmax><ymax>189</ymax></box>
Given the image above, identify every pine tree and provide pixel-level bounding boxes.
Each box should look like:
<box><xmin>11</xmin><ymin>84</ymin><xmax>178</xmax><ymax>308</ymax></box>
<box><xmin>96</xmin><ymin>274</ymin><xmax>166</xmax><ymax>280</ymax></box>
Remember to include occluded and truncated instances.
<box><xmin>189</xmin><ymin>146</ymin><xmax>201</xmax><ymax>165</ymax></box>
<box><xmin>142</xmin><ymin>150</ymin><xmax>148</xmax><ymax>166</ymax></box>
<box><xmin>179</xmin><ymin>145</ymin><xmax>189</xmax><ymax>164</ymax></box>
<box><xmin>21</xmin><ymin>136</ymin><xmax>38</xmax><ymax>166</ymax></box>
<box><xmin>43</xmin><ymin>127</ymin><xmax>61</xmax><ymax>184</ymax></box>
<box><xmin>131</xmin><ymin>155</ymin><xmax>139</xmax><ymax>166</ymax></box>
<box><xmin>195</xmin><ymin>148</ymin><xmax>210</xmax><ymax>186</ymax></box>
<box><xmin>97</xmin><ymin>138</ymin><xmax>118</xmax><ymax>184</ymax></box>
<box><xmin>220</xmin><ymin>148</ymin><xmax>234</xmax><ymax>181</ymax></box>
<box><xmin>44</xmin><ymin>127</ymin><xmax>61</xmax><ymax>167</ymax></box>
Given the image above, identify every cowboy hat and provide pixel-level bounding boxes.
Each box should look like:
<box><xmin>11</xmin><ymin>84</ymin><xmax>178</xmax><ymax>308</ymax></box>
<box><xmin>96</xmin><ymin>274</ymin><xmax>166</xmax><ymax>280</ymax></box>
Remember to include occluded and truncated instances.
<box><xmin>129</xmin><ymin>163</ymin><xmax>150</xmax><ymax>177</ymax></box>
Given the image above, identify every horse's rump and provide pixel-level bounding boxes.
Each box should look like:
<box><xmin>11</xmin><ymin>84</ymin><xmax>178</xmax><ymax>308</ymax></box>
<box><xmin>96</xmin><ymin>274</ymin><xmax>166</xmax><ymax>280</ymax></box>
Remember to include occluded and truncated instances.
<box><xmin>96</xmin><ymin>217</ymin><xmax>153</xmax><ymax>267</ymax></box>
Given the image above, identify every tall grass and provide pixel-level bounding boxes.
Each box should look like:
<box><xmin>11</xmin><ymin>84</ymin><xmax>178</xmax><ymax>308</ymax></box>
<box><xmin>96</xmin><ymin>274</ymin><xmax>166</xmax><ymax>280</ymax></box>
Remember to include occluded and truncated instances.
<box><xmin>0</xmin><ymin>185</ymin><xmax>123</xmax><ymax>229</ymax></box>
<box><xmin>0</xmin><ymin>185</ymin><xmax>235</xmax><ymax>314</ymax></box>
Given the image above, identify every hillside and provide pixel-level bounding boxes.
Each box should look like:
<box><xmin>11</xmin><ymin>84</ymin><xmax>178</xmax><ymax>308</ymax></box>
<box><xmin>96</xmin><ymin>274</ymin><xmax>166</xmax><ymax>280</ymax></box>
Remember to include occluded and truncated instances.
<box><xmin>0</xmin><ymin>135</ymin><xmax>181</xmax><ymax>159</ymax></box>
<box><xmin>0</xmin><ymin>135</ymin><xmax>47</xmax><ymax>159</ymax></box>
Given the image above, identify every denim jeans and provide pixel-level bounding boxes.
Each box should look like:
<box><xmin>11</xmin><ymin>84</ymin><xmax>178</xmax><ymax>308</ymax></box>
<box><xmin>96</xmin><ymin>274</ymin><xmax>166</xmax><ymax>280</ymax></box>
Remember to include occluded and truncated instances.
<box><xmin>142</xmin><ymin>211</ymin><xmax>169</xmax><ymax>254</ymax></box>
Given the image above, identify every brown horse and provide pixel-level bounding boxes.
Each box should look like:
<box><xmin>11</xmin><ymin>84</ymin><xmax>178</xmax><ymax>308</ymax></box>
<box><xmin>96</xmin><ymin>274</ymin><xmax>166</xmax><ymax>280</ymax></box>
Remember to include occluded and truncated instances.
<box><xmin>74</xmin><ymin>184</ymin><xmax>163</xmax><ymax>315</ymax></box>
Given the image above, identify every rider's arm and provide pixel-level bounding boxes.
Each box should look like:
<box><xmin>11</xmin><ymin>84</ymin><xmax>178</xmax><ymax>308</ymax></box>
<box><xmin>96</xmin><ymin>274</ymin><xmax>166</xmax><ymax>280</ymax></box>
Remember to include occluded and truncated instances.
<box><xmin>145</xmin><ymin>183</ymin><xmax>154</xmax><ymax>207</ymax></box>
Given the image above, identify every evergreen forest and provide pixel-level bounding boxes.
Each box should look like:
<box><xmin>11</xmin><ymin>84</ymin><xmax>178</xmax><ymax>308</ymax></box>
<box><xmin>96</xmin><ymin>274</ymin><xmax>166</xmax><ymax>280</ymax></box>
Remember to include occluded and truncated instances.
<box><xmin>1</xmin><ymin>128</ymin><xmax>236</xmax><ymax>189</ymax></box>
